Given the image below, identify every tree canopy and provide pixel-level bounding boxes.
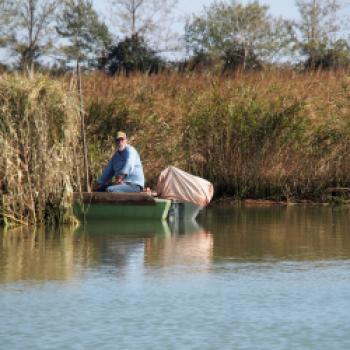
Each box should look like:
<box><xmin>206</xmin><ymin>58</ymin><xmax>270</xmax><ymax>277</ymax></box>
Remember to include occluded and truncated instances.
<box><xmin>296</xmin><ymin>0</ymin><xmax>350</xmax><ymax>69</ymax></box>
<box><xmin>101</xmin><ymin>34</ymin><xmax>165</xmax><ymax>75</ymax></box>
<box><xmin>55</xmin><ymin>0</ymin><xmax>112</xmax><ymax>68</ymax></box>
<box><xmin>185</xmin><ymin>0</ymin><xmax>294</xmax><ymax>70</ymax></box>
<box><xmin>0</xmin><ymin>0</ymin><xmax>349</xmax><ymax>72</ymax></box>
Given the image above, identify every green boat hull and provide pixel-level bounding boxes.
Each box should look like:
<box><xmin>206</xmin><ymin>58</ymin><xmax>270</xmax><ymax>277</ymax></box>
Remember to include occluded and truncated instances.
<box><xmin>73</xmin><ymin>193</ymin><xmax>171</xmax><ymax>221</ymax></box>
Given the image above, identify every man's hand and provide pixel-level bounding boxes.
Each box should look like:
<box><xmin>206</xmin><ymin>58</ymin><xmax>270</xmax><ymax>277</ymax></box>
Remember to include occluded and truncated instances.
<box><xmin>92</xmin><ymin>182</ymin><xmax>102</xmax><ymax>192</ymax></box>
<box><xmin>115</xmin><ymin>175</ymin><xmax>124</xmax><ymax>184</ymax></box>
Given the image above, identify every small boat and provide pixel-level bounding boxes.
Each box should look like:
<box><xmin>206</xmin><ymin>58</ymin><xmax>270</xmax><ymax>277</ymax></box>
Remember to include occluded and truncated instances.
<box><xmin>73</xmin><ymin>192</ymin><xmax>201</xmax><ymax>222</ymax></box>
<box><xmin>73</xmin><ymin>166</ymin><xmax>213</xmax><ymax>223</ymax></box>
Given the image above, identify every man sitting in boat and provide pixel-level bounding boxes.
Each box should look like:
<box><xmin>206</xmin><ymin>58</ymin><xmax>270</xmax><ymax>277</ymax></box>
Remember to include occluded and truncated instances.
<box><xmin>93</xmin><ymin>131</ymin><xmax>144</xmax><ymax>193</ymax></box>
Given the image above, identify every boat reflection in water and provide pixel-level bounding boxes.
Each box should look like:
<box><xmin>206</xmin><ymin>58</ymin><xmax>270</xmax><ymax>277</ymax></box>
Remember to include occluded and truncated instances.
<box><xmin>144</xmin><ymin>219</ymin><xmax>213</xmax><ymax>267</ymax></box>
<box><xmin>74</xmin><ymin>219</ymin><xmax>172</xmax><ymax>236</ymax></box>
<box><xmin>0</xmin><ymin>218</ymin><xmax>212</xmax><ymax>283</ymax></box>
<box><xmin>75</xmin><ymin>218</ymin><xmax>213</xmax><ymax>269</ymax></box>
<box><xmin>2</xmin><ymin>206</ymin><xmax>350</xmax><ymax>284</ymax></box>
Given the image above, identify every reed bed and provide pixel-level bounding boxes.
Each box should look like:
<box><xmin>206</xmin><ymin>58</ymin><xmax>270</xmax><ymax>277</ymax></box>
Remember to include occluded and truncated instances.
<box><xmin>82</xmin><ymin>70</ymin><xmax>350</xmax><ymax>200</ymax></box>
<box><xmin>0</xmin><ymin>74</ymin><xmax>82</xmax><ymax>226</ymax></box>
<box><xmin>1</xmin><ymin>70</ymin><xmax>350</xmax><ymax>227</ymax></box>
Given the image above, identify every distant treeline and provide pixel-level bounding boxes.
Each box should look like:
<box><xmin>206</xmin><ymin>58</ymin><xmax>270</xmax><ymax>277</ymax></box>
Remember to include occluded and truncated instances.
<box><xmin>1</xmin><ymin>0</ymin><xmax>350</xmax><ymax>74</ymax></box>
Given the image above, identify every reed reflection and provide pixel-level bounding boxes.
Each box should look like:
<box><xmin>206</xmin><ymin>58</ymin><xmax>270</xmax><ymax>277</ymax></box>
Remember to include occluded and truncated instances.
<box><xmin>0</xmin><ymin>221</ymin><xmax>189</xmax><ymax>283</ymax></box>
<box><xmin>0</xmin><ymin>226</ymin><xmax>78</xmax><ymax>283</ymax></box>
<box><xmin>2</xmin><ymin>206</ymin><xmax>347</xmax><ymax>284</ymax></box>
<box><xmin>203</xmin><ymin>205</ymin><xmax>350</xmax><ymax>261</ymax></box>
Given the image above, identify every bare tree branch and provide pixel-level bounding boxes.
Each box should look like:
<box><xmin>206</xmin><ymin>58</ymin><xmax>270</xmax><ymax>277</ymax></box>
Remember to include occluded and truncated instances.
<box><xmin>109</xmin><ymin>0</ymin><xmax>178</xmax><ymax>51</ymax></box>
<box><xmin>1</xmin><ymin>0</ymin><xmax>59</xmax><ymax>70</ymax></box>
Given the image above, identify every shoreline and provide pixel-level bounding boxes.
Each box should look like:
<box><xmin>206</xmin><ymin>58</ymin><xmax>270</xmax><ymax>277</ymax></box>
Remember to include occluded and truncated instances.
<box><xmin>210</xmin><ymin>197</ymin><xmax>350</xmax><ymax>207</ymax></box>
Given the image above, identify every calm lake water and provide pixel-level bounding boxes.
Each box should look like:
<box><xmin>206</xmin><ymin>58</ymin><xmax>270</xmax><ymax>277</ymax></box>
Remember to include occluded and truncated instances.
<box><xmin>1</xmin><ymin>205</ymin><xmax>350</xmax><ymax>350</ymax></box>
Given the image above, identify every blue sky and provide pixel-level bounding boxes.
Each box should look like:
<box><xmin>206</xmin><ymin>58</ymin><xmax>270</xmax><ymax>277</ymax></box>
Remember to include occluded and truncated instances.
<box><xmin>94</xmin><ymin>0</ymin><xmax>300</xmax><ymax>20</ymax></box>
<box><xmin>172</xmin><ymin>0</ymin><xmax>299</xmax><ymax>19</ymax></box>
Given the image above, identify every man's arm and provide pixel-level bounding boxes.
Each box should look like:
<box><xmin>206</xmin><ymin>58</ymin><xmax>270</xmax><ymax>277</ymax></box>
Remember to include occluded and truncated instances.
<box><xmin>119</xmin><ymin>148</ymin><xmax>135</xmax><ymax>179</ymax></box>
<box><xmin>94</xmin><ymin>159</ymin><xmax>114</xmax><ymax>188</ymax></box>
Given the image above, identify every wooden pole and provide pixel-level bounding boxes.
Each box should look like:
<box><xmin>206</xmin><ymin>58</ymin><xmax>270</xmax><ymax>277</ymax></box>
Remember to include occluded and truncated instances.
<box><xmin>76</xmin><ymin>58</ymin><xmax>90</xmax><ymax>192</ymax></box>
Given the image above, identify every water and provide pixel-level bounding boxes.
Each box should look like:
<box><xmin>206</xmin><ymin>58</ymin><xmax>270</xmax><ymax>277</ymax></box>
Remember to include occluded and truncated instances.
<box><xmin>1</xmin><ymin>206</ymin><xmax>350</xmax><ymax>350</ymax></box>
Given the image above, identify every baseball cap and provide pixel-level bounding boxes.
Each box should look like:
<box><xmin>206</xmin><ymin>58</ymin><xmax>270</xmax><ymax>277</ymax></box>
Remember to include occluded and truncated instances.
<box><xmin>116</xmin><ymin>131</ymin><xmax>127</xmax><ymax>140</ymax></box>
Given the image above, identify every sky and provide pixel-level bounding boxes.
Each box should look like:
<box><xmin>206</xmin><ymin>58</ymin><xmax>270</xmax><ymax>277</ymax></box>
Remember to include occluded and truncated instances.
<box><xmin>172</xmin><ymin>0</ymin><xmax>299</xmax><ymax>19</ymax></box>
<box><xmin>94</xmin><ymin>0</ymin><xmax>300</xmax><ymax>20</ymax></box>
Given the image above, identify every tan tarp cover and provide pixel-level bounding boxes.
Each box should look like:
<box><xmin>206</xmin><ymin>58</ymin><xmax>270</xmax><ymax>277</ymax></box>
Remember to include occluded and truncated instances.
<box><xmin>157</xmin><ymin>166</ymin><xmax>214</xmax><ymax>207</ymax></box>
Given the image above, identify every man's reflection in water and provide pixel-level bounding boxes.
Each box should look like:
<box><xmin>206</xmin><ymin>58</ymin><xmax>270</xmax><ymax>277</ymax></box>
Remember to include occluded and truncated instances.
<box><xmin>0</xmin><ymin>219</ymin><xmax>212</xmax><ymax>283</ymax></box>
<box><xmin>76</xmin><ymin>219</ymin><xmax>213</xmax><ymax>270</ymax></box>
<box><xmin>2</xmin><ymin>206</ymin><xmax>350</xmax><ymax>284</ymax></box>
<box><xmin>74</xmin><ymin>221</ymin><xmax>156</xmax><ymax>273</ymax></box>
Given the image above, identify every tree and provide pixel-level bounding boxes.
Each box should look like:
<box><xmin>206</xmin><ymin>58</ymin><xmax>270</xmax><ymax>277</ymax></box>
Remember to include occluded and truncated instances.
<box><xmin>56</xmin><ymin>0</ymin><xmax>112</xmax><ymax>69</ymax></box>
<box><xmin>110</xmin><ymin>0</ymin><xmax>178</xmax><ymax>50</ymax></box>
<box><xmin>1</xmin><ymin>0</ymin><xmax>58</xmax><ymax>70</ymax></box>
<box><xmin>0</xmin><ymin>0</ymin><xmax>12</xmax><ymax>47</ymax></box>
<box><xmin>185</xmin><ymin>0</ymin><xmax>294</xmax><ymax>70</ymax></box>
<box><xmin>304</xmin><ymin>39</ymin><xmax>350</xmax><ymax>69</ymax></box>
<box><xmin>101</xmin><ymin>34</ymin><xmax>165</xmax><ymax>75</ymax></box>
<box><xmin>296</xmin><ymin>0</ymin><xmax>349</xmax><ymax>69</ymax></box>
<box><xmin>222</xmin><ymin>44</ymin><xmax>262</xmax><ymax>71</ymax></box>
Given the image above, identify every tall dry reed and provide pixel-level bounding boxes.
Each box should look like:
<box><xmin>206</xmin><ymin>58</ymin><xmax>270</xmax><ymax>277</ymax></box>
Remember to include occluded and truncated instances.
<box><xmin>81</xmin><ymin>70</ymin><xmax>350</xmax><ymax>200</ymax></box>
<box><xmin>0</xmin><ymin>74</ymin><xmax>82</xmax><ymax>226</ymax></box>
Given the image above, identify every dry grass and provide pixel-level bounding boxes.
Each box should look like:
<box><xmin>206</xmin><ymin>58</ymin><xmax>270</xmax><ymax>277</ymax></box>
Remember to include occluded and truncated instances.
<box><xmin>0</xmin><ymin>74</ymin><xmax>82</xmax><ymax>226</ymax></box>
<box><xmin>2</xmin><ymin>69</ymin><xmax>350</xmax><ymax>227</ymax></box>
<box><xmin>81</xmin><ymin>70</ymin><xmax>350</xmax><ymax>200</ymax></box>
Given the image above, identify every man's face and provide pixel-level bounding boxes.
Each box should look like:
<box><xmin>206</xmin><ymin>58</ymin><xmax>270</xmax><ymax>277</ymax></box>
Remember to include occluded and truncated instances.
<box><xmin>116</xmin><ymin>137</ymin><xmax>127</xmax><ymax>151</ymax></box>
